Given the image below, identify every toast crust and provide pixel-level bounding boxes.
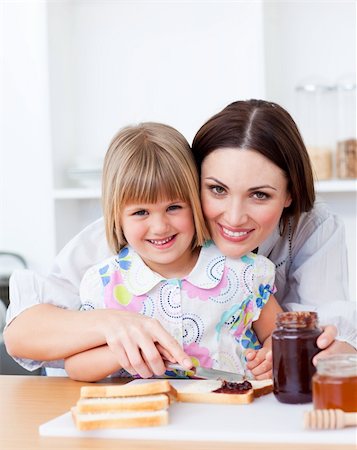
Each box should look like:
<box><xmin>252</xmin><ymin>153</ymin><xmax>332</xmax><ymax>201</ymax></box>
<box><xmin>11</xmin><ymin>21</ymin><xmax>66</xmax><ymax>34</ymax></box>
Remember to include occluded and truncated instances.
<box><xmin>71</xmin><ymin>407</ymin><xmax>168</xmax><ymax>430</ymax></box>
<box><xmin>249</xmin><ymin>379</ymin><xmax>274</xmax><ymax>398</ymax></box>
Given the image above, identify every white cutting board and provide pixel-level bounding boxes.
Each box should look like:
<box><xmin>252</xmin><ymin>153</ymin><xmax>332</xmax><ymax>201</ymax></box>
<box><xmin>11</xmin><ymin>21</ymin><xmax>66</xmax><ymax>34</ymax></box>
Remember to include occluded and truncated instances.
<box><xmin>39</xmin><ymin>379</ymin><xmax>356</xmax><ymax>444</ymax></box>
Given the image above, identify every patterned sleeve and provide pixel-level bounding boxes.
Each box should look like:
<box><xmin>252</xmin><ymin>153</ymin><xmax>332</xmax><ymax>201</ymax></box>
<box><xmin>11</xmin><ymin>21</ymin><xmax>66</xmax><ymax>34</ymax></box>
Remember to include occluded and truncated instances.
<box><xmin>251</xmin><ymin>254</ymin><xmax>276</xmax><ymax>320</ymax></box>
<box><xmin>79</xmin><ymin>264</ymin><xmax>106</xmax><ymax>310</ymax></box>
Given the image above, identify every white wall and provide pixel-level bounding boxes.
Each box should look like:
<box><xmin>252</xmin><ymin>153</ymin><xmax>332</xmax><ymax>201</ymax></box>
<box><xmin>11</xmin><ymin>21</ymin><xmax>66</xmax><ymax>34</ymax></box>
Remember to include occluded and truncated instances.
<box><xmin>47</xmin><ymin>1</ymin><xmax>266</xmax><ymax>187</ymax></box>
<box><xmin>1</xmin><ymin>2</ymin><xmax>55</xmax><ymax>271</ymax></box>
<box><xmin>263</xmin><ymin>0</ymin><xmax>356</xmax><ymax>115</ymax></box>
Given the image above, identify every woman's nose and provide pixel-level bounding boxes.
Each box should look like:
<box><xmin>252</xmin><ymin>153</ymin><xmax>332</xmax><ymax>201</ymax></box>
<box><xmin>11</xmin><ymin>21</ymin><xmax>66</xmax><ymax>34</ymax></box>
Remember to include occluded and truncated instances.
<box><xmin>225</xmin><ymin>198</ymin><xmax>249</xmax><ymax>226</ymax></box>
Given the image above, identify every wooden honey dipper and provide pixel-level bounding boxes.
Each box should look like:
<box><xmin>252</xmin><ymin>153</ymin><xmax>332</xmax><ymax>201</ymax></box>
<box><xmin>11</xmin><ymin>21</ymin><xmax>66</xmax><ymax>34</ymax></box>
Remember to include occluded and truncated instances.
<box><xmin>304</xmin><ymin>409</ymin><xmax>357</xmax><ymax>430</ymax></box>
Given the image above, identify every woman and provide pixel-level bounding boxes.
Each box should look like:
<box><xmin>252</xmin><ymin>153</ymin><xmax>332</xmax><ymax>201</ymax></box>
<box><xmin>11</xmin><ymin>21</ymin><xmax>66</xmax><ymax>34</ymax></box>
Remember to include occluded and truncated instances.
<box><xmin>4</xmin><ymin>100</ymin><xmax>356</xmax><ymax>378</ymax></box>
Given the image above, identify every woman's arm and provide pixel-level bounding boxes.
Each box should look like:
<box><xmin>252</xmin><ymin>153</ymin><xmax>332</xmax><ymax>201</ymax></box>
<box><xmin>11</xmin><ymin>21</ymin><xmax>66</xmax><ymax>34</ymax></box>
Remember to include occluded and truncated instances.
<box><xmin>65</xmin><ymin>345</ymin><xmax>121</xmax><ymax>382</ymax></box>
<box><xmin>4</xmin><ymin>304</ymin><xmax>192</xmax><ymax>378</ymax></box>
<box><xmin>4</xmin><ymin>304</ymin><xmax>111</xmax><ymax>361</ymax></box>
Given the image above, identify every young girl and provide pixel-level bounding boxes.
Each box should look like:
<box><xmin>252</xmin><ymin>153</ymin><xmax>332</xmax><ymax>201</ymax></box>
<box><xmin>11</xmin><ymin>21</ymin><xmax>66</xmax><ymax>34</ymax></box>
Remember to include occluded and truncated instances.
<box><xmin>64</xmin><ymin>122</ymin><xmax>282</xmax><ymax>382</ymax></box>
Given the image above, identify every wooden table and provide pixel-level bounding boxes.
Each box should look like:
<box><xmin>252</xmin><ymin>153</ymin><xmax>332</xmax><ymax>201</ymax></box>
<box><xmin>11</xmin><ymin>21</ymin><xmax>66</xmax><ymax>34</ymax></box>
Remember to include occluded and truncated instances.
<box><xmin>0</xmin><ymin>375</ymin><xmax>355</xmax><ymax>450</ymax></box>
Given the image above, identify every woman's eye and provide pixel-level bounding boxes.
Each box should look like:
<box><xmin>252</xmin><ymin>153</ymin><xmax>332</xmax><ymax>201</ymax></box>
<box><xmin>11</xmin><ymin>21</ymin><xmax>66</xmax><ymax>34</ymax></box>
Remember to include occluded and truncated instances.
<box><xmin>210</xmin><ymin>185</ymin><xmax>226</xmax><ymax>195</ymax></box>
<box><xmin>252</xmin><ymin>191</ymin><xmax>269</xmax><ymax>200</ymax></box>
<box><xmin>133</xmin><ymin>210</ymin><xmax>148</xmax><ymax>216</ymax></box>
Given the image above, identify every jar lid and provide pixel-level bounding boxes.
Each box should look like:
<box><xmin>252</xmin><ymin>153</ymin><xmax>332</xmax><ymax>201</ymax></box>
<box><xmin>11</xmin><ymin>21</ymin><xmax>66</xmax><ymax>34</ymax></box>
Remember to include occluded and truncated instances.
<box><xmin>317</xmin><ymin>354</ymin><xmax>357</xmax><ymax>377</ymax></box>
<box><xmin>276</xmin><ymin>311</ymin><xmax>318</xmax><ymax>328</ymax></box>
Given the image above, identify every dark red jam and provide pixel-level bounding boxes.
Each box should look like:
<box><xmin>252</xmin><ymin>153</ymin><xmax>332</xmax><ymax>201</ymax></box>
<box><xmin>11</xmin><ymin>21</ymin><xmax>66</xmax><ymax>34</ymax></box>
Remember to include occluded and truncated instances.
<box><xmin>272</xmin><ymin>311</ymin><xmax>322</xmax><ymax>404</ymax></box>
<box><xmin>213</xmin><ymin>380</ymin><xmax>252</xmax><ymax>394</ymax></box>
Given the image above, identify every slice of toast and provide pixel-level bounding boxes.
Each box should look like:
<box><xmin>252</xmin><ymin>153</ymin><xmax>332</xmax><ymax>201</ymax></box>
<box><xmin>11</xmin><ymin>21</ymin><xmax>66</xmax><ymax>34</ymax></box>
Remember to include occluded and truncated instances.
<box><xmin>71</xmin><ymin>407</ymin><xmax>168</xmax><ymax>431</ymax></box>
<box><xmin>80</xmin><ymin>379</ymin><xmax>176</xmax><ymax>401</ymax></box>
<box><xmin>249</xmin><ymin>379</ymin><xmax>274</xmax><ymax>397</ymax></box>
<box><xmin>76</xmin><ymin>393</ymin><xmax>170</xmax><ymax>413</ymax></box>
<box><xmin>176</xmin><ymin>379</ymin><xmax>273</xmax><ymax>404</ymax></box>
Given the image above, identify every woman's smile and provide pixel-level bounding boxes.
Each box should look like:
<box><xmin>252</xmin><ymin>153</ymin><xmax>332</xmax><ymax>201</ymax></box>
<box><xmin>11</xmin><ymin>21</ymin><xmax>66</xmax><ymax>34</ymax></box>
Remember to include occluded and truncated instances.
<box><xmin>218</xmin><ymin>223</ymin><xmax>253</xmax><ymax>241</ymax></box>
<box><xmin>201</xmin><ymin>147</ymin><xmax>292</xmax><ymax>259</ymax></box>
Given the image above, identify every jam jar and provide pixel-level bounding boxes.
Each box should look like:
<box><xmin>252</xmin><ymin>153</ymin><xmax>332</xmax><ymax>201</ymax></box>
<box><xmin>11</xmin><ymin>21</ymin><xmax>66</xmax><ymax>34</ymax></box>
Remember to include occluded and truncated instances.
<box><xmin>272</xmin><ymin>311</ymin><xmax>322</xmax><ymax>404</ymax></box>
<box><xmin>313</xmin><ymin>354</ymin><xmax>357</xmax><ymax>412</ymax></box>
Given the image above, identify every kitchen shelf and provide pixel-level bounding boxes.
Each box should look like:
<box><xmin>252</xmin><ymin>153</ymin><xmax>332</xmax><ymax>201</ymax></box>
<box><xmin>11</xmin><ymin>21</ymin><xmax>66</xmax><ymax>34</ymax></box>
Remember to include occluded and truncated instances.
<box><xmin>314</xmin><ymin>179</ymin><xmax>357</xmax><ymax>193</ymax></box>
<box><xmin>53</xmin><ymin>179</ymin><xmax>357</xmax><ymax>200</ymax></box>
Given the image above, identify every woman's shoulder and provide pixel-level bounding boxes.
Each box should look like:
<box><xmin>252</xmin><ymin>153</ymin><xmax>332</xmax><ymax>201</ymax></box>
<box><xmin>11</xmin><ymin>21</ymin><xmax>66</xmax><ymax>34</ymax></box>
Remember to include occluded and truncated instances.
<box><xmin>292</xmin><ymin>201</ymin><xmax>345</xmax><ymax>246</ymax></box>
<box><xmin>296</xmin><ymin>201</ymin><xmax>340</xmax><ymax>230</ymax></box>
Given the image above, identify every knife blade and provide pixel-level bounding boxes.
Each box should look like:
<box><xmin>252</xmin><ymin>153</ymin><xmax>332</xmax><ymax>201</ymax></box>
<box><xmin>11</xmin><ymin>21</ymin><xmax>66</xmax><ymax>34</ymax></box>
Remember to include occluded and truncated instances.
<box><xmin>166</xmin><ymin>363</ymin><xmax>244</xmax><ymax>382</ymax></box>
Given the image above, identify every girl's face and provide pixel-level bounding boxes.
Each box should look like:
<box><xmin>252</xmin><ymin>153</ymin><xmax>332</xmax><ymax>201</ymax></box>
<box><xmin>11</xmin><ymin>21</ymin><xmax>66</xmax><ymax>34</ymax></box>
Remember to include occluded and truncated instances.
<box><xmin>201</xmin><ymin>148</ymin><xmax>292</xmax><ymax>259</ymax></box>
<box><xmin>120</xmin><ymin>198</ymin><xmax>197</xmax><ymax>279</ymax></box>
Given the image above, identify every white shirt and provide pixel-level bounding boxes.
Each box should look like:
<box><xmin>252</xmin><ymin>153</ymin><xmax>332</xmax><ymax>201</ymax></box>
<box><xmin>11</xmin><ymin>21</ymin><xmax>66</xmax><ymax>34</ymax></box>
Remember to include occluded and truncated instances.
<box><xmin>6</xmin><ymin>201</ymin><xmax>357</xmax><ymax>370</ymax></box>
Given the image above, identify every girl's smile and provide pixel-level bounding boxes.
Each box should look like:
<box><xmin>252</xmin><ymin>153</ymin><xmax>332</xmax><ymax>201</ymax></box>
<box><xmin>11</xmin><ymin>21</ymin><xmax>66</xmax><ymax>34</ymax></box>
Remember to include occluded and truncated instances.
<box><xmin>147</xmin><ymin>234</ymin><xmax>177</xmax><ymax>248</ymax></box>
<box><xmin>201</xmin><ymin>148</ymin><xmax>292</xmax><ymax>259</ymax></box>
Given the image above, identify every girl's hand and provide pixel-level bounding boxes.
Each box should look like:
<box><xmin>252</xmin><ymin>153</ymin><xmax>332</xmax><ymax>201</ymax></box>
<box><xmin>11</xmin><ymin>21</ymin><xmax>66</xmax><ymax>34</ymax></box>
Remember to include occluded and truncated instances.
<box><xmin>100</xmin><ymin>310</ymin><xmax>192</xmax><ymax>378</ymax></box>
<box><xmin>313</xmin><ymin>324</ymin><xmax>356</xmax><ymax>365</ymax></box>
<box><xmin>245</xmin><ymin>348</ymin><xmax>272</xmax><ymax>380</ymax></box>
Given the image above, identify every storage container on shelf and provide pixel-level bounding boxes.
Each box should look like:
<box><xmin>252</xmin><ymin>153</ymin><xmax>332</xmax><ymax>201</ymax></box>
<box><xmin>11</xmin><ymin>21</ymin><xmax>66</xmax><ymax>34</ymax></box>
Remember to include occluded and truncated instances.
<box><xmin>295</xmin><ymin>82</ymin><xmax>336</xmax><ymax>180</ymax></box>
<box><xmin>336</xmin><ymin>76</ymin><xmax>357</xmax><ymax>179</ymax></box>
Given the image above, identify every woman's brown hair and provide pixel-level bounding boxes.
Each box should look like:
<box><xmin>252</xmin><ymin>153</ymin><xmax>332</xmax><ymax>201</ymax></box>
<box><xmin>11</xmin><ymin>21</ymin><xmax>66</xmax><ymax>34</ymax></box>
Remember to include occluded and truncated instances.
<box><xmin>192</xmin><ymin>99</ymin><xmax>315</xmax><ymax>234</ymax></box>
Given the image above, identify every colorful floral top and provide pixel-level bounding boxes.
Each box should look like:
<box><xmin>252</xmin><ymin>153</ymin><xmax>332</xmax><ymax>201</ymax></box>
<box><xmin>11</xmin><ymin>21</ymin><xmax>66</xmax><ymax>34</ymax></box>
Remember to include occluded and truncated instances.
<box><xmin>80</xmin><ymin>240</ymin><xmax>276</xmax><ymax>377</ymax></box>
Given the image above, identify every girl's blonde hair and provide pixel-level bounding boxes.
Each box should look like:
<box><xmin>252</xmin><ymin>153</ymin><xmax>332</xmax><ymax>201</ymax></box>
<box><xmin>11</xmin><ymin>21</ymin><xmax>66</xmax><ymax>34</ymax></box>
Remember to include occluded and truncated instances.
<box><xmin>102</xmin><ymin>122</ymin><xmax>210</xmax><ymax>253</ymax></box>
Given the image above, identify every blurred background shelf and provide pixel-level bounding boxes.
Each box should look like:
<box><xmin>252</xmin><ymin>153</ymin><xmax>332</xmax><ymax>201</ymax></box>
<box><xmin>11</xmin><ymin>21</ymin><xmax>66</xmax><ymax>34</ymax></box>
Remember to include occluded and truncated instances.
<box><xmin>53</xmin><ymin>179</ymin><xmax>357</xmax><ymax>200</ymax></box>
<box><xmin>54</xmin><ymin>188</ymin><xmax>101</xmax><ymax>199</ymax></box>
<box><xmin>314</xmin><ymin>179</ymin><xmax>357</xmax><ymax>192</ymax></box>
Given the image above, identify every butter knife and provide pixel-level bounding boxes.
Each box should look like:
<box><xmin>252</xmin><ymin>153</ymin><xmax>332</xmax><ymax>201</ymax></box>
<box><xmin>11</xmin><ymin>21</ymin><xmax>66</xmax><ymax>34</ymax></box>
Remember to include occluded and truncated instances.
<box><xmin>166</xmin><ymin>363</ymin><xmax>244</xmax><ymax>382</ymax></box>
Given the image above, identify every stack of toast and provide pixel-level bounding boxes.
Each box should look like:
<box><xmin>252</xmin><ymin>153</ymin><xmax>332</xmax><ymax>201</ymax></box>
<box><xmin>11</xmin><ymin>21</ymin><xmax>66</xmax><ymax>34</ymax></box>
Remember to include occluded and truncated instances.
<box><xmin>71</xmin><ymin>378</ymin><xmax>273</xmax><ymax>430</ymax></box>
<box><xmin>71</xmin><ymin>380</ymin><xmax>176</xmax><ymax>430</ymax></box>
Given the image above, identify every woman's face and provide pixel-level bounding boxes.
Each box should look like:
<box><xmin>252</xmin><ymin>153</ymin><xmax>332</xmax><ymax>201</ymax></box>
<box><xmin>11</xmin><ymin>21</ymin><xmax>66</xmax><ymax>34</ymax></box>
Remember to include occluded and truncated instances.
<box><xmin>201</xmin><ymin>148</ymin><xmax>292</xmax><ymax>258</ymax></box>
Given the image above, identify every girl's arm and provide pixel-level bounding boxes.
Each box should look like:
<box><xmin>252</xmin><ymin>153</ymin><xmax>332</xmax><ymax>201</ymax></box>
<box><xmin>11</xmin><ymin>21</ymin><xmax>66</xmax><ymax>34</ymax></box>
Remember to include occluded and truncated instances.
<box><xmin>246</xmin><ymin>294</ymin><xmax>283</xmax><ymax>379</ymax></box>
<box><xmin>65</xmin><ymin>345</ymin><xmax>121</xmax><ymax>382</ymax></box>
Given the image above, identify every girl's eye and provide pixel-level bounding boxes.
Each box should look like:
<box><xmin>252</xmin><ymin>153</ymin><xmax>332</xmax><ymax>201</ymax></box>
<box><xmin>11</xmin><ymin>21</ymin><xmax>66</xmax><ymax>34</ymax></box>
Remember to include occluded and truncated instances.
<box><xmin>167</xmin><ymin>204</ymin><xmax>182</xmax><ymax>212</ymax></box>
<box><xmin>133</xmin><ymin>210</ymin><xmax>148</xmax><ymax>216</ymax></box>
<box><xmin>252</xmin><ymin>191</ymin><xmax>270</xmax><ymax>200</ymax></box>
<box><xmin>210</xmin><ymin>185</ymin><xmax>226</xmax><ymax>195</ymax></box>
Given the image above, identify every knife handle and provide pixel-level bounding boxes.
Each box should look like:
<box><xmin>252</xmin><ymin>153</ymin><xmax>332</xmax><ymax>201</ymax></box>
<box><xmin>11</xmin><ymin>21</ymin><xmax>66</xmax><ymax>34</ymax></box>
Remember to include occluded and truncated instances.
<box><xmin>166</xmin><ymin>362</ymin><xmax>195</xmax><ymax>376</ymax></box>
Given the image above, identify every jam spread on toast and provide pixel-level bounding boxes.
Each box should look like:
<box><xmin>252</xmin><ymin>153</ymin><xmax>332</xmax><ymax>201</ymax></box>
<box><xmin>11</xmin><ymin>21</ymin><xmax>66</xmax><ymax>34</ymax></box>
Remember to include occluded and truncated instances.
<box><xmin>212</xmin><ymin>380</ymin><xmax>252</xmax><ymax>394</ymax></box>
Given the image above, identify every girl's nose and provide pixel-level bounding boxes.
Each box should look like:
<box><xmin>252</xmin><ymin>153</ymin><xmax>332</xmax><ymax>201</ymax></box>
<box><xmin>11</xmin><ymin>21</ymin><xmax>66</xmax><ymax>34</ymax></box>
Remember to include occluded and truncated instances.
<box><xmin>151</xmin><ymin>214</ymin><xmax>170</xmax><ymax>235</ymax></box>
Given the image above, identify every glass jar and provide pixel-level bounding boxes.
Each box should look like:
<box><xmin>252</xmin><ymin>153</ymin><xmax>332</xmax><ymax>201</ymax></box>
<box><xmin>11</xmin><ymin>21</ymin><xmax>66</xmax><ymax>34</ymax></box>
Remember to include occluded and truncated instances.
<box><xmin>336</xmin><ymin>77</ymin><xmax>357</xmax><ymax>178</ymax></box>
<box><xmin>295</xmin><ymin>82</ymin><xmax>336</xmax><ymax>180</ymax></box>
<box><xmin>272</xmin><ymin>311</ymin><xmax>322</xmax><ymax>404</ymax></box>
<box><xmin>312</xmin><ymin>354</ymin><xmax>357</xmax><ymax>412</ymax></box>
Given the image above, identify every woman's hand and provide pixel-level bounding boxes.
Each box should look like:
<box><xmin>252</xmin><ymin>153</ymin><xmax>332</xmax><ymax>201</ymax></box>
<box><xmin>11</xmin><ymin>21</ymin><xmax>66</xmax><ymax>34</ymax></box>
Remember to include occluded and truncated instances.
<box><xmin>313</xmin><ymin>324</ymin><xmax>357</xmax><ymax>365</ymax></box>
<box><xmin>98</xmin><ymin>310</ymin><xmax>192</xmax><ymax>378</ymax></box>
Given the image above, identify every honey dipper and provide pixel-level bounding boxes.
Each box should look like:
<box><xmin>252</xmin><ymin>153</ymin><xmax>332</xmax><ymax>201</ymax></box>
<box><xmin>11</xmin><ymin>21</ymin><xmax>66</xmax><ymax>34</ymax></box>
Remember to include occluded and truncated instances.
<box><xmin>304</xmin><ymin>409</ymin><xmax>357</xmax><ymax>430</ymax></box>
